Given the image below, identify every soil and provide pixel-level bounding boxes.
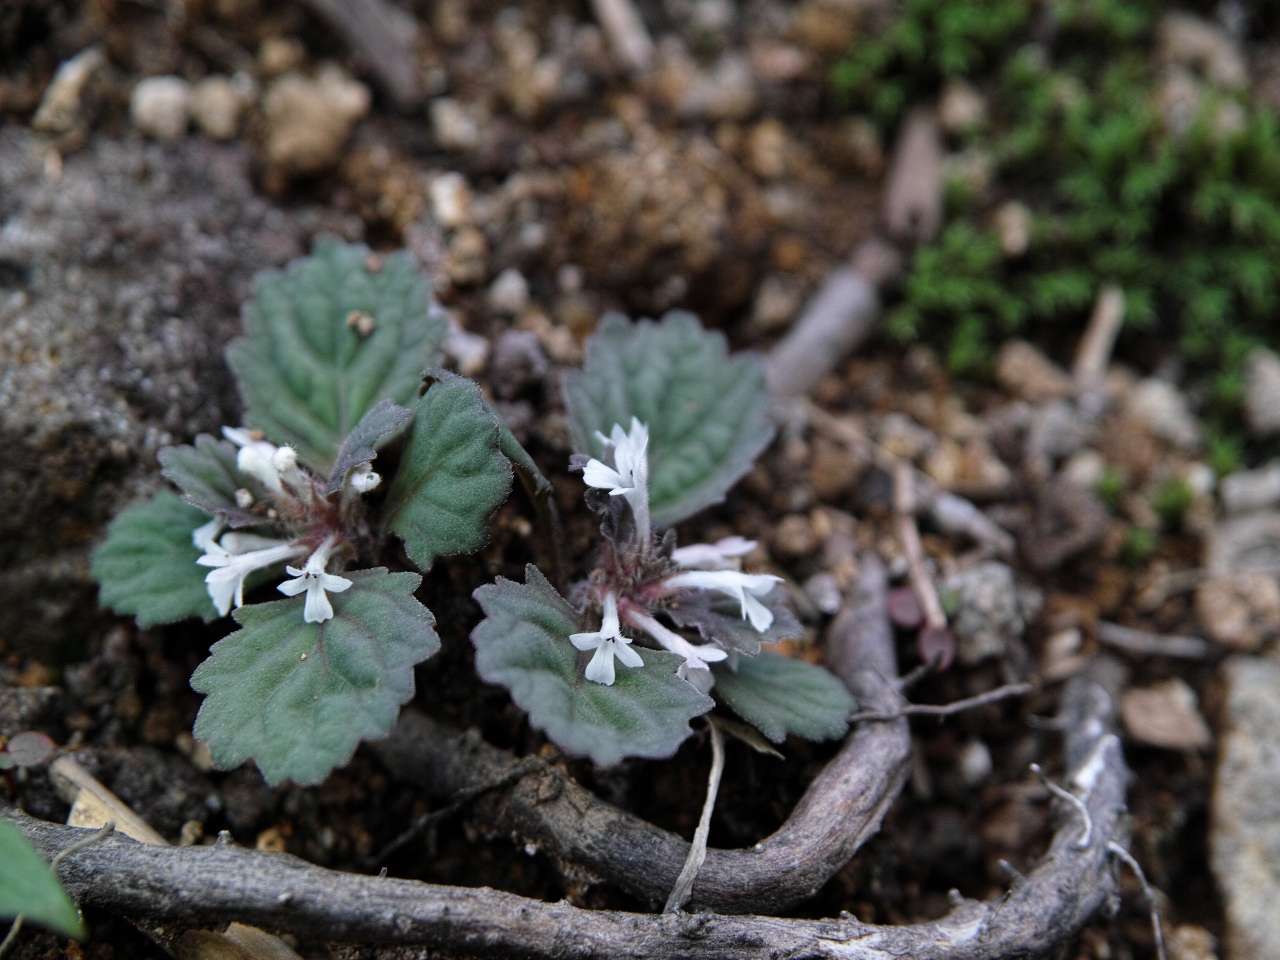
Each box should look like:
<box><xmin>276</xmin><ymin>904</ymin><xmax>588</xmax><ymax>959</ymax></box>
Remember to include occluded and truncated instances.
<box><xmin>0</xmin><ymin>1</ymin><xmax>1256</xmax><ymax>958</ymax></box>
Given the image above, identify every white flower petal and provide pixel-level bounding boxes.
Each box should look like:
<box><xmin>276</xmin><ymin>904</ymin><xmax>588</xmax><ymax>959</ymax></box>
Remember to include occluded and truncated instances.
<box><xmin>671</xmin><ymin>536</ymin><xmax>758</xmax><ymax>571</ymax></box>
<box><xmin>582</xmin><ymin>459</ymin><xmax>629</xmax><ymax>493</ymax></box>
<box><xmin>303</xmin><ymin>581</ymin><xmax>334</xmax><ymax>623</ymax></box>
<box><xmin>662</xmin><ymin>570</ymin><xmax>782</xmax><ymax>633</ymax></box>
<box><xmin>570</xmin><ymin>631</ymin><xmax>604</xmax><ymax>651</ymax></box>
<box><xmin>614</xmin><ymin>640</ymin><xmax>644</xmax><ymax>668</ymax></box>
<box><xmin>277</xmin><ymin>577</ymin><xmax>308</xmax><ymax>597</ymax></box>
<box><xmin>584</xmin><ymin>643</ymin><xmax>617</xmax><ymax>685</ymax></box>
<box><xmin>742</xmin><ymin>591</ymin><xmax>775</xmax><ymax>632</ymax></box>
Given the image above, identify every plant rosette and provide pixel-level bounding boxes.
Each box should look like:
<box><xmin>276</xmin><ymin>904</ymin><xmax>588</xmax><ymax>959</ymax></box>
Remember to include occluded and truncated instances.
<box><xmin>472</xmin><ymin>313</ymin><xmax>855</xmax><ymax>766</ymax></box>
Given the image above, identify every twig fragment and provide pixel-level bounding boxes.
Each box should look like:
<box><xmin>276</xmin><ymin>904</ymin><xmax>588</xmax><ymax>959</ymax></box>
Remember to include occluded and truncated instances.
<box><xmin>1096</xmin><ymin>621</ymin><xmax>1211</xmax><ymax>660</ymax></box>
<box><xmin>1073</xmin><ymin>285</ymin><xmax>1125</xmax><ymax>401</ymax></box>
<box><xmin>664</xmin><ymin>722</ymin><xmax>725</xmax><ymax>914</ymax></box>
<box><xmin>51</xmin><ymin>821</ymin><xmax>116</xmax><ymax>871</ymax></box>
<box><xmin>1107</xmin><ymin>841</ymin><xmax>1168</xmax><ymax>960</ymax></box>
<box><xmin>0</xmin><ymin>917</ymin><xmax>22</xmax><ymax>959</ymax></box>
<box><xmin>883</xmin><ymin>106</ymin><xmax>944</xmax><ymax>242</ymax></box>
<box><xmin>589</xmin><ymin>0</ymin><xmax>654</xmax><ymax>73</ymax></box>
<box><xmin>848</xmin><ymin>682</ymin><xmax>1032</xmax><ymax>724</ymax></box>
<box><xmin>893</xmin><ymin>461</ymin><xmax>947</xmax><ymax>632</ymax></box>
<box><xmin>1031</xmin><ymin>764</ymin><xmax>1092</xmax><ymax>849</ymax></box>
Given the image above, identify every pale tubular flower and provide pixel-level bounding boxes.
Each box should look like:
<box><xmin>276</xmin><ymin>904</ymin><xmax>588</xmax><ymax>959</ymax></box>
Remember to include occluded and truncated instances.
<box><xmin>670</xmin><ymin>536</ymin><xmax>757</xmax><ymax>571</ymax></box>
<box><xmin>348</xmin><ymin>463</ymin><xmax>381</xmax><ymax>493</ymax></box>
<box><xmin>271</xmin><ymin>445</ymin><xmax>311</xmax><ymax>496</ymax></box>
<box><xmin>662</xmin><ymin>570</ymin><xmax>782</xmax><ymax>632</ymax></box>
<box><xmin>222</xmin><ymin>426</ymin><xmax>284</xmax><ymax>496</ymax></box>
<box><xmin>197</xmin><ymin>533</ymin><xmax>305</xmax><ymax>617</ymax></box>
<box><xmin>583</xmin><ymin>417</ymin><xmax>651</xmax><ymax>545</ymax></box>
<box><xmin>569</xmin><ymin>593</ymin><xmax>643</xmax><ymax>685</ymax></box>
<box><xmin>624</xmin><ymin>607</ymin><xmax>727</xmax><ymax>674</ymax></box>
<box><xmin>192</xmin><ymin>516</ymin><xmax>226</xmax><ymax>553</ymax></box>
<box><xmin>277</xmin><ymin>535</ymin><xmax>353</xmax><ymax>623</ymax></box>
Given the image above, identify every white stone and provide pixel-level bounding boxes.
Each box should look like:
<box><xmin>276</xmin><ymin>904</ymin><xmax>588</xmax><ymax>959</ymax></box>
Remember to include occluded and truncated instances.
<box><xmin>1126</xmin><ymin>378</ymin><xmax>1201</xmax><ymax>450</ymax></box>
<box><xmin>430</xmin><ymin>172</ymin><xmax>473</xmax><ymax>228</ymax></box>
<box><xmin>190</xmin><ymin>76</ymin><xmax>245</xmax><ymax>141</ymax></box>
<box><xmin>488</xmin><ymin>268</ymin><xmax>530</xmax><ymax>315</ymax></box>
<box><xmin>431</xmin><ymin>98</ymin><xmax>481</xmax><ymax>150</ymax></box>
<box><xmin>1244</xmin><ymin>347</ymin><xmax>1280</xmax><ymax>437</ymax></box>
<box><xmin>130</xmin><ymin>76</ymin><xmax>192</xmax><ymax>141</ymax></box>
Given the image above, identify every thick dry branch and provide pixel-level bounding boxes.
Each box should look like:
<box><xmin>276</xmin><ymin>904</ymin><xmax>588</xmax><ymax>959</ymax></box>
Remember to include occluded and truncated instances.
<box><xmin>6</xmin><ymin>672</ymin><xmax>1129</xmax><ymax>960</ymax></box>
<box><xmin>373</xmin><ymin>557</ymin><xmax>911</xmax><ymax>913</ymax></box>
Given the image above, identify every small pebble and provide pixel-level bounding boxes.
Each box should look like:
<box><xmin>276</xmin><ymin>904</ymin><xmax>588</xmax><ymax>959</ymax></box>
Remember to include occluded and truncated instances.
<box><xmin>1220</xmin><ymin>461</ymin><xmax>1280</xmax><ymax>513</ymax></box>
<box><xmin>1244</xmin><ymin>347</ymin><xmax>1280</xmax><ymax>438</ymax></box>
<box><xmin>130</xmin><ymin>75</ymin><xmax>191</xmax><ymax>141</ymax></box>
<box><xmin>190</xmin><ymin>75</ymin><xmax>246</xmax><ymax>140</ymax></box>
<box><xmin>1121</xmin><ymin>678</ymin><xmax>1212</xmax><ymax>750</ymax></box>
<box><xmin>1126</xmin><ymin>377</ymin><xmax>1201</xmax><ymax>451</ymax></box>
<box><xmin>938</xmin><ymin>79</ymin><xmax>987</xmax><ymax>133</ymax></box>
<box><xmin>262</xmin><ymin>67</ymin><xmax>370</xmax><ymax>177</ymax></box>
<box><xmin>995</xmin><ymin>341</ymin><xmax>1073</xmax><ymax>402</ymax></box>
<box><xmin>32</xmin><ymin>46</ymin><xmax>105</xmax><ymax>134</ymax></box>
<box><xmin>430</xmin><ymin>172</ymin><xmax>473</xmax><ymax>228</ymax></box>
<box><xmin>943</xmin><ymin>561</ymin><xmax>1027</xmax><ymax>665</ymax></box>
<box><xmin>1195</xmin><ymin>572</ymin><xmax>1280</xmax><ymax>651</ymax></box>
<box><xmin>488</xmin><ymin>268</ymin><xmax>530</xmax><ymax>315</ymax></box>
<box><xmin>957</xmin><ymin>739</ymin><xmax>993</xmax><ymax>787</ymax></box>
<box><xmin>431</xmin><ymin>97</ymin><xmax>481</xmax><ymax>150</ymax></box>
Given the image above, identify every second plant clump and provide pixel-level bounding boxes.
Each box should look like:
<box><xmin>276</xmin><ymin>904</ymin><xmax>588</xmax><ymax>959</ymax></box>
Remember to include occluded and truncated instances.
<box><xmin>94</xmin><ymin>241</ymin><xmax>854</xmax><ymax>785</ymax></box>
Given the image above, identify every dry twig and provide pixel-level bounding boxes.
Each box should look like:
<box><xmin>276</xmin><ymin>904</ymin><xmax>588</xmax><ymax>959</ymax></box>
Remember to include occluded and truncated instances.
<box><xmin>1072</xmin><ymin>285</ymin><xmax>1125</xmax><ymax>403</ymax></box>
<box><xmin>1095</xmin><ymin>621</ymin><xmax>1211</xmax><ymax>660</ymax></box>
<box><xmin>296</xmin><ymin>0</ymin><xmax>423</xmax><ymax>109</ymax></box>
<box><xmin>589</xmin><ymin>0</ymin><xmax>654</xmax><ymax>72</ymax></box>
<box><xmin>848</xmin><ymin>682</ymin><xmax>1033</xmax><ymax>725</ymax></box>
<box><xmin>5</xmin><ymin>669</ymin><xmax>1131</xmax><ymax>959</ymax></box>
<box><xmin>894</xmin><ymin>461</ymin><xmax>947</xmax><ymax>632</ymax></box>
<box><xmin>664</xmin><ymin>722</ymin><xmax>725</xmax><ymax>914</ymax></box>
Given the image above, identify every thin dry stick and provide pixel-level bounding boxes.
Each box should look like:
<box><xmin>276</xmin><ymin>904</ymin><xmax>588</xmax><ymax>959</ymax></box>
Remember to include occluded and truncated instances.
<box><xmin>1095</xmin><ymin>621</ymin><xmax>1211</xmax><ymax>660</ymax></box>
<box><xmin>51</xmin><ymin>821</ymin><xmax>115</xmax><ymax>872</ymax></box>
<box><xmin>665</xmin><ymin>723</ymin><xmax>726</xmax><ymax>914</ymax></box>
<box><xmin>848</xmin><ymin>682</ymin><xmax>1032</xmax><ymax>724</ymax></box>
<box><xmin>0</xmin><ymin>917</ymin><xmax>22</xmax><ymax>960</ymax></box>
<box><xmin>589</xmin><ymin>0</ymin><xmax>654</xmax><ymax>72</ymax></box>
<box><xmin>1108</xmin><ymin>841</ymin><xmax>1168</xmax><ymax>960</ymax></box>
<box><xmin>1072</xmin><ymin>285</ymin><xmax>1125</xmax><ymax>394</ymax></box>
<box><xmin>893</xmin><ymin>460</ymin><xmax>946</xmax><ymax>631</ymax></box>
<box><xmin>1031</xmin><ymin>764</ymin><xmax>1092</xmax><ymax>849</ymax></box>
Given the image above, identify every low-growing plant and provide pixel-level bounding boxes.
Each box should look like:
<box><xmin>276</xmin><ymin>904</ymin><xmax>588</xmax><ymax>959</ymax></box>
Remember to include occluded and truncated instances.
<box><xmin>93</xmin><ymin>251</ymin><xmax>855</xmax><ymax>784</ymax></box>
<box><xmin>0</xmin><ymin>817</ymin><xmax>84</xmax><ymax>942</ymax></box>
<box><xmin>471</xmin><ymin>313</ymin><xmax>854</xmax><ymax>764</ymax></box>
<box><xmin>93</xmin><ymin>238</ymin><xmax>516</xmax><ymax>785</ymax></box>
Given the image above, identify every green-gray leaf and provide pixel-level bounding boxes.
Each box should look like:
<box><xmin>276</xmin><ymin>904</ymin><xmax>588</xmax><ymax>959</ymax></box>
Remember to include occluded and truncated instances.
<box><xmin>0</xmin><ymin>817</ymin><xmax>85</xmax><ymax>938</ymax></box>
<box><xmin>326</xmin><ymin>399</ymin><xmax>412</xmax><ymax>495</ymax></box>
<box><xmin>471</xmin><ymin>566</ymin><xmax>713</xmax><ymax>765</ymax></box>
<box><xmin>92</xmin><ymin>491</ymin><xmax>218</xmax><ymax>627</ymax></box>
<box><xmin>712</xmin><ymin>651</ymin><xmax>854</xmax><ymax>744</ymax></box>
<box><xmin>382</xmin><ymin>372</ymin><xmax>513</xmax><ymax>571</ymax></box>
<box><xmin>159</xmin><ymin>434</ymin><xmax>266</xmax><ymax>527</ymax></box>
<box><xmin>227</xmin><ymin>237</ymin><xmax>448</xmax><ymax>471</ymax></box>
<box><xmin>190</xmin><ymin>568</ymin><xmax>439</xmax><ymax>786</ymax></box>
<box><xmin>666</xmin><ymin>588</ymin><xmax>803</xmax><ymax>656</ymax></box>
<box><xmin>562</xmin><ymin>311</ymin><xmax>774</xmax><ymax>528</ymax></box>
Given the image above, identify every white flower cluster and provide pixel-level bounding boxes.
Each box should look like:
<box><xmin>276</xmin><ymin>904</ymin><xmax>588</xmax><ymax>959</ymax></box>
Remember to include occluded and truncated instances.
<box><xmin>191</xmin><ymin>427</ymin><xmax>382</xmax><ymax>623</ymax></box>
<box><xmin>577</xmin><ymin>420</ymin><xmax>782</xmax><ymax>686</ymax></box>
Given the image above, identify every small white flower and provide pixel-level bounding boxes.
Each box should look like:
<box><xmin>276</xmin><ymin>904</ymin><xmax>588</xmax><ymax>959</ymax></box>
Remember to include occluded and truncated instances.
<box><xmin>670</xmin><ymin>536</ymin><xmax>757</xmax><ymax>571</ymax></box>
<box><xmin>277</xmin><ymin>535</ymin><xmax>353</xmax><ymax>623</ymax></box>
<box><xmin>348</xmin><ymin>463</ymin><xmax>382</xmax><ymax>493</ymax></box>
<box><xmin>192</xmin><ymin>516</ymin><xmax>226</xmax><ymax>553</ymax></box>
<box><xmin>222</xmin><ymin>426</ymin><xmax>284</xmax><ymax>495</ymax></box>
<box><xmin>271</xmin><ymin>445</ymin><xmax>309</xmax><ymax>494</ymax></box>
<box><xmin>583</xmin><ymin>418</ymin><xmax>651</xmax><ymax>544</ymax></box>
<box><xmin>662</xmin><ymin>570</ymin><xmax>783</xmax><ymax>632</ymax></box>
<box><xmin>623</xmin><ymin>607</ymin><xmax>728</xmax><ymax>673</ymax></box>
<box><xmin>197</xmin><ymin>533</ymin><xmax>305</xmax><ymax>617</ymax></box>
<box><xmin>569</xmin><ymin>593</ymin><xmax>643</xmax><ymax>685</ymax></box>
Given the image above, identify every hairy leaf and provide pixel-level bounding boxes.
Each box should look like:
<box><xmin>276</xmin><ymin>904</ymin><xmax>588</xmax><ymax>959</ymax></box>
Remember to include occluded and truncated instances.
<box><xmin>562</xmin><ymin>312</ymin><xmax>774</xmax><ymax>528</ymax></box>
<box><xmin>0</xmin><ymin>817</ymin><xmax>85</xmax><ymax>938</ymax></box>
<box><xmin>472</xmin><ymin>566</ymin><xmax>713</xmax><ymax>765</ymax></box>
<box><xmin>191</xmin><ymin>569</ymin><xmax>438</xmax><ymax>786</ymax></box>
<box><xmin>383</xmin><ymin>372</ymin><xmax>513</xmax><ymax>571</ymax></box>
<box><xmin>159</xmin><ymin>434</ymin><xmax>267</xmax><ymax>527</ymax></box>
<box><xmin>92</xmin><ymin>491</ymin><xmax>218</xmax><ymax>627</ymax></box>
<box><xmin>712</xmin><ymin>651</ymin><xmax>854</xmax><ymax>744</ymax></box>
<box><xmin>665</xmin><ymin>588</ymin><xmax>803</xmax><ymax>656</ymax></box>
<box><xmin>227</xmin><ymin>237</ymin><xmax>447</xmax><ymax>471</ymax></box>
<box><xmin>326</xmin><ymin>399</ymin><xmax>412</xmax><ymax>495</ymax></box>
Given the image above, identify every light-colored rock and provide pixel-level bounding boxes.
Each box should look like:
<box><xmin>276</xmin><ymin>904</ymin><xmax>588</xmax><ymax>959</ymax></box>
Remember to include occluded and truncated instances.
<box><xmin>772</xmin><ymin>513</ymin><xmax>817</xmax><ymax>558</ymax></box>
<box><xmin>1126</xmin><ymin>377</ymin><xmax>1201</xmax><ymax>450</ymax></box>
<box><xmin>32</xmin><ymin>47</ymin><xmax>105</xmax><ymax>134</ymax></box>
<box><xmin>258</xmin><ymin>36</ymin><xmax>305</xmax><ymax>76</ymax></box>
<box><xmin>1061</xmin><ymin>449</ymin><xmax>1106</xmax><ymax>489</ymax></box>
<box><xmin>444</xmin><ymin>226</ymin><xmax>488</xmax><ymax>286</ymax></box>
<box><xmin>429</xmin><ymin>172</ymin><xmax>473</xmax><ymax>228</ymax></box>
<box><xmin>1212</xmin><ymin>657</ymin><xmax>1280</xmax><ymax>960</ymax></box>
<box><xmin>1168</xmin><ymin>925</ymin><xmax>1218</xmax><ymax>960</ymax></box>
<box><xmin>1206</xmin><ymin>512</ymin><xmax>1280</xmax><ymax>574</ymax></box>
<box><xmin>1221</xmin><ymin>461</ymin><xmax>1280</xmax><ymax>513</ymax></box>
<box><xmin>1121</xmin><ymin>678</ymin><xmax>1212</xmax><ymax>750</ymax></box>
<box><xmin>1196</xmin><ymin>572</ymin><xmax>1280</xmax><ymax>651</ymax></box>
<box><xmin>1244</xmin><ymin>347</ymin><xmax>1280</xmax><ymax>437</ymax></box>
<box><xmin>262</xmin><ymin>67</ymin><xmax>370</xmax><ymax>177</ymax></box>
<box><xmin>190</xmin><ymin>75</ymin><xmax>249</xmax><ymax>141</ymax></box>
<box><xmin>956</xmin><ymin>739</ymin><xmax>993</xmax><ymax>787</ymax></box>
<box><xmin>130</xmin><ymin>76</ymin><xmax>192</xmax><ymax>141</ymax></box>
<box><xmin>431</xmin><ymin>98</ymin><xmax>481</xmax><ymax>150</ymax></box>
<box><xmin>994</xmin><ymin>200</ymin><xmax>1030</xmax><ymax>257</ymax></box>
<box><xmin>995</xmin><ymin>340</ymin><xmax>1073</xmax><ymax>402</ymax></box>
<box><xmin>804</xmin><ymin>572</ymin><xmax>842</xmax><ymax>615</ymax></box>
<box><xmin>442</xmin><ymin>315</ymin><xmax>489</xmax><ymax>377</ymax></box>
<box><xmin>678</xmin><ymin>53</ymin><xmax>758</xmax><ymax>121</ymax></box>
<box><xmin>488</xmin><ymin>268</ymin><xmax>530</xmax><ymax>315</ymax></box>
<box><xmin>943</xmin><ymin>562</ymin><xmax>1027</xmax><ymax>665</ymax></box>
<box><xmin>748</xmin><ymin>275</ymin><xmax>801</xmax><ymax>334</ymax></box>
<box><xmin>1158</xmin><ymin>12</ymin><xmax>1247</xmax><ymax>90</ymax></box>
<box><xmin>938</xmin><ymin>79</ymin><xmax>986</xmax><ymax>134</ymax></box>
<box><xmin>746</xmin><ymin>119</ymin><xmax>790</xmax><ymax>180</ymax></box>
<box><xmin>876</xmin><ymin>412</ymin><xmax>936</xmax><ymax>461</ymax></box>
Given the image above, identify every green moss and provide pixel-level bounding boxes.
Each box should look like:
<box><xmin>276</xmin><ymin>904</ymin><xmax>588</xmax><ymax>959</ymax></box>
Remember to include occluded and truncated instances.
<box><xmin>837</xmin><ymin>0</ymin><xmax>1280</xmax><ymax>437</ymax></box>
<box><xmin>1151</xmin><ymin>476</ymin><xmax>1194</xmax><ymax>531</ymax></box>
<box><xmin>1121</xmin><ymin>525</ymin><xmax>1158</xmax><ymax>565</ymax></box>
<box><xmin>1096</xmin><ymin>464</ymin><xmax>1127</xmax><ymax>511</ymax></box>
